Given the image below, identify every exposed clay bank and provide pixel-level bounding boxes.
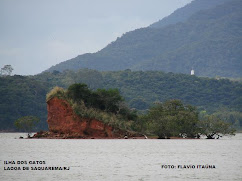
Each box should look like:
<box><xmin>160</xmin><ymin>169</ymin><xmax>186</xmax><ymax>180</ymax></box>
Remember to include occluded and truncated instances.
<box><xmin>33</xmin><ymin>97</ymin><xmax>143</xmax><ymax>139</ymax></box>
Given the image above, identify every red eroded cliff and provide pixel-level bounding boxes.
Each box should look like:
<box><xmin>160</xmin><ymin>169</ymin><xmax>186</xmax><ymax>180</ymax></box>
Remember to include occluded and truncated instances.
<box><xmin>34</xmin><ymin>97</ymin><xmax>139</xmax><ymax>139</ymax></box>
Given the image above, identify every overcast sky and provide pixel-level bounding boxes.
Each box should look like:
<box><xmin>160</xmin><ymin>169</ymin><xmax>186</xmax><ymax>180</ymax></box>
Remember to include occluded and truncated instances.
<box><xmin>0</xmin><ymin>0</ymin><xmax>192</xmax><ymax>75</ymax></box>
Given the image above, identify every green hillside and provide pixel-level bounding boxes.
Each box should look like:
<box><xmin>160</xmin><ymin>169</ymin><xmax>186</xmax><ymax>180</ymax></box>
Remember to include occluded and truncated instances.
<box><xmin>150</xmin><ymin>0</ymin><xmax>232</xmax><ymax>28</ymax></box>
<box><xmin>0</xmin><ymin>75</ymin><xmax>48</xmax><ymax>131</ymax></box>
<box><xmin>46</xmin><ymin>0</ymin><xmax>242</xmax><ymax>78</ymax></box>
<box><xmin>1</xmin><ymin>69</ymin><xmax>241</xmax><ymax>131</ymax></box>
<box><xmin>37</xmin><ymin>69</ymin><xmax>242</xmax><ymax>112</ymax></box>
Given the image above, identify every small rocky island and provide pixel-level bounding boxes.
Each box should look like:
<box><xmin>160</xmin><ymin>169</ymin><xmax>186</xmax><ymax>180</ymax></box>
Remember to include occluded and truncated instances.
<box><xmin>33</xmin><ymin>84</ymin><xmax>143</xmax><ymax>139</ymax></box>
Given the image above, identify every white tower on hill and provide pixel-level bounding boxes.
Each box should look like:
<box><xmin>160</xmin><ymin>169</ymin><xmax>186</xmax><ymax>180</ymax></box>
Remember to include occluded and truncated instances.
<box><xmin>191</xmin><ymin>69</ymin><xmax>195</xmax><ymax>75</ymax></box>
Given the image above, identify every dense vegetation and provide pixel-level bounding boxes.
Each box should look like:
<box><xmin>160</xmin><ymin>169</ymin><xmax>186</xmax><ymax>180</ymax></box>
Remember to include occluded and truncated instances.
<box><xmin>198</xmin><ymin>115</ymin><xmax>235</xmax><ymax>139</ymax></box>
<box><xmin>46</xmin><ymin>0</ymin><xmax>242</xmax><ymax>78</ymax></box>
<box><xmin>14</xmin><ymin>116</ymin><xmax>40</xmax><ymax>135</ymax></box>
<box><xmin>136</xmin><ymin>100</ymin><xmax>235</xmax><ymax>139</ymax></box>
<box><xmin>138</xmin><ymin>100</ymin><xmax>200</xmax><ymax>138</ymax></box>
<box><xmin>1</xmin><ymin>69</ymin><xmax>241</xmax><ymax>131</ymax></box>
<box><xmin>38</xmin><ymin>69</ymin><xmax>242</xmax><ymax>130</ymax></box>
<box><xmin>46</xmin><ymin>84</ymin><xmax>137</xmax><ymax>131</ymax></box>
<box><xmin>0</xmin><ymin>75</ymin><xmax>48</xmax><ymax>131</ymax></box>
<box><xmin>149</xmin><ymin>0</ymin><xmax>232</xmax><ymax>28</ymax></box>
<box><xmin>36</xmin><ymin>69</ymin><xmax>242</xmax><ymax>111</ymax></box>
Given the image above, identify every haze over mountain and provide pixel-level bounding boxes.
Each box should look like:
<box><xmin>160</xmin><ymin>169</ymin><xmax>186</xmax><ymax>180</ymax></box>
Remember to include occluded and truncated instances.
<box><xmin>47</xmin><ymin>0</ymin><xmax>242</xmax><ymax>78</ymax></box>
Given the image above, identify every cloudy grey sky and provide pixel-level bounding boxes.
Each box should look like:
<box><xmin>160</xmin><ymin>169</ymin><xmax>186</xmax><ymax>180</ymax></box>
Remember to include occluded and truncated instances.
<box><xmin>0</xmin><ymin>0</ymin><xmax>192</xmax><ymax>75</ymax></box>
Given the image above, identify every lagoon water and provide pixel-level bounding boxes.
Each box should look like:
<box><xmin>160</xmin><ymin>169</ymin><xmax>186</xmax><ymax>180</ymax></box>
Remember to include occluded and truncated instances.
<box><xmin>0</xmin><ymin>133</ymin><xmax>241</xmax><ymax>181</ymax></box>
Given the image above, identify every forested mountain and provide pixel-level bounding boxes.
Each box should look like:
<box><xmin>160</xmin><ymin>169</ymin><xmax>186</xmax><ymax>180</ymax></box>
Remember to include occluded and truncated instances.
<box><xmin>46</xmin><ymin>0</ymin><xmax>241</xmax><ymax>78</ymax></box>
<box><xmin>150</xmin><ymin>0</ymin><xmax>232</xmax><ymax>28</ymax></box>
<box><xmin>1</xmin><ymin>69</ymin><xmax>241</xmax><ymax>131</ymax></box>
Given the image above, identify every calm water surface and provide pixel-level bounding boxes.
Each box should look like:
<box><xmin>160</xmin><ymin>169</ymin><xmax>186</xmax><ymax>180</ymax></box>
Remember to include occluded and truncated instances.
<box><xmin>0</xmin><ymin>133</ymin><xmax>241</xmax><ymax>181</ymax></box>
